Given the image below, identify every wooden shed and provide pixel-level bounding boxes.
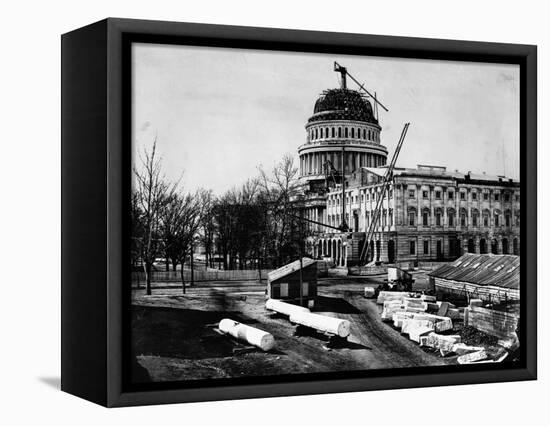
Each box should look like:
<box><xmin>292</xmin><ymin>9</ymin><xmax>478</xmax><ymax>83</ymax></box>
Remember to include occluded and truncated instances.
<box><xmin>267</xmin><ymin>258</ymin><xmax>317</xmax><ymax>308</ymax></box>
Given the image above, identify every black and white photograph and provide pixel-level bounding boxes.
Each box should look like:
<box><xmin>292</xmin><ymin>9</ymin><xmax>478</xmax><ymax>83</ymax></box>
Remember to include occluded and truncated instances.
<box><xmin>129</xmin><ymin>43</ymin><xmax>522</xmax><ymax>384</ymax></box>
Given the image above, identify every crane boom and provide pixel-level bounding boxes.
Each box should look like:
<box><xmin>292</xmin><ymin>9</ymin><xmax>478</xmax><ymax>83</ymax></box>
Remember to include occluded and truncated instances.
<box><xmin>334</xmin><ymin>62</ymin><xmax>389</xmax><ymax>112</ymax></box>
<box><xmin>359</xmin><ymin>123</ymin><xmax>410</xmax><ymax>264</ymax></box>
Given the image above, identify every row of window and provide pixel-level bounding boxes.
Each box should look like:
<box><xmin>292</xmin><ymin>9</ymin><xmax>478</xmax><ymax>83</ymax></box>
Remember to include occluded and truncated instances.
<box><xmin>408</xmin><ymin>237</ymin><xmax>519</xmax><ymax>256</ymax></box>
<box><xmin>407</xmin><ymin>208</ymin><xmax>519</xmax><ymax>228</ymax></box>
<box><xmin>328</xmin><ymin>189</ymin><xmax>393</xmax><ymax>207</ymax></box>
<box><xmin>328</xmin><ymin>187</ymin><xmax>519</xmax><ymax>208</ymax></box>
<box><xmin>409</xmin><ymin>188</ymin><xmax>519</xmax><ymax>202</ymax></box>
<box><xmin>309</xmin><ymin>125</ymin><xmax>379</xmax><ymax>142</ymax></box>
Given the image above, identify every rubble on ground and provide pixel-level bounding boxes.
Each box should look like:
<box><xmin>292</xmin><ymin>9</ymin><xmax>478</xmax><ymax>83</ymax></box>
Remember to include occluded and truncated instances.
<box><xmin>377</xmin><ymin>291</ymin><xmax>516</xmax><ymax>365</ymax></box>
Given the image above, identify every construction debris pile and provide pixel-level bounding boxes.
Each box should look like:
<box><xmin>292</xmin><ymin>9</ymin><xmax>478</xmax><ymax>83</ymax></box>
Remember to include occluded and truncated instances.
<box><xmin>375</xmin><ymin>291</ymin><xmax>514</xmax><ymax>364</ymax></box>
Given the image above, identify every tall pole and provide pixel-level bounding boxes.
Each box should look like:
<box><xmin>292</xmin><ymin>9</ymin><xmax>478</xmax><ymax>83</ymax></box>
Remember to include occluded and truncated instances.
<box><xmin>299</xmin><ymin>210</ymin><xmax>304</xmax><ymax>307</ymax></box>
<box><xmin>190</xmin><ymin>241</ymin><xmax>195</xmax><ymax>286</ymax></box>
<box><xmin>341</xmin><ymin>146</ymin><xmax>347</xmax><ymax>232</ymax></box>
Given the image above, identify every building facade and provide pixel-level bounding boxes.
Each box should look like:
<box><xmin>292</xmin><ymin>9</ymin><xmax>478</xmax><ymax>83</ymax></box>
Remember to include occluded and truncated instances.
<box><xmin>297</xmin><ymin>69</ymin><xmax>520</xmax><ymax>267</ymax></box>
<box><xmin>316</xmin><ymin>165</ymin><xmax>520</xmax><ymax>266</ymax></box>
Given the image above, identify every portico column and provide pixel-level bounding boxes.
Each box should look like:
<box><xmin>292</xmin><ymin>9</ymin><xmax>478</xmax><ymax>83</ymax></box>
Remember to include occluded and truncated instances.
<box><xmin>417</xmin><ymin>185</ymin><xmax>422</xmax><ymax>228</ymax></box>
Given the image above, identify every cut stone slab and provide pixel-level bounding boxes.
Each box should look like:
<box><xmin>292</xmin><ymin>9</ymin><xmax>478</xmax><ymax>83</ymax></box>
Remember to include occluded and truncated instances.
<box><xmin>411</xmin><ymin>313</ymin><xmax>453</xmax><ymax>332</ymax></box>
<box><xmin>426</xmin><ymin>302</ymin><xmax>440</xmax><ymax>313</ymax></box>
<box><xmin>425</xmin><ymin>333</ymin><xmax>461</xmax><ymax>351</ymax></box>
<box><xmin>420</xmin><ymin>294</ymin><xmax>437</xmax><ymax>303</ymax></box>
<box><xmin>498</xmin><ymin>333</ymin><xmax>519</xmax><ymax>351</ymax></box>
<box><xmin>381</xmin><ymin>300</ymin><xmax>405</xmax><ymax>321</ymax></box>
<box><xmin>364</xmin><ymin>287</ymin><xmax>376</xmax><ymax>298</ymax></box>
<box><xmin>457</xmin><ymin>349</ymin><xmax>488</xmax><ymax>364</ymax></box>
<box><xmin>447</xmin><ymin>308</ymin><xmax>462</xmax><ymax>320</ymax></box>
<box><xmin>392</xmin><ymin>311</ymin><xmax>416</xmax><ymax>328</ymax></box>
<box><xmin>377</xmin><ymin>291</ymin><xmax>412</xmax><ymax>305</ymax></box>
<box><xmin>419</xmin><ymin>334</ymin><xmax>434</xmax><ymax>347</ymax></box>
<box><xmin>451</xmin><ymin>343</ymin><xmax>485</xmax><ymax>356</ymax></box>
<box><xmin>409</xmin><ymin>326</ymin><xmax>435</xmax><ymax>343</ymax></box>
<box><xmin>401</xmin><ymin>319</ymin><xmax>435</xmax><ymax>335</ymax></box>
<box><xmin>404</xmin><ymin>299</ymin><xmax>428</xmax><ymax>312</ymax></box>
<box><xmin>434</xmin><ymin>317</ymin><xmax>453</xmax><ymax>332</ymax></box>
<box><xmin>437</xmin><ymin>301</ymin><xmax>451</xmax><ymax>317</ymax></box>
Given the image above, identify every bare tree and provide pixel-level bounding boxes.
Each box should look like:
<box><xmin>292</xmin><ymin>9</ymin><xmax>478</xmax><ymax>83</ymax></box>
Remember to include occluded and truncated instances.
<box><xmin>133</xmin><ymin>139</ymin><xmax>177</xmax><ymax>295</ymax></box>
<box><xmin>258</xmin><ymin>153</ymin><xmax>302</xmax><ymax>266</ymax></box>
<box><xmin>197</xmin><ymin>189</ymin><xmax>215</xmax><ymax>269</ymax></box>
<box><xmin>170</xmin><ymin>192</ymin><xmax>202</xmax><ymax>293</ymax></box>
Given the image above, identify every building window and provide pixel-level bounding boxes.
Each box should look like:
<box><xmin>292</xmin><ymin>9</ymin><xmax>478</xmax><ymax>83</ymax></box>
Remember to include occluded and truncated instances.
<box><xmin>515</xmin><ymin>194</ymin><xmax>520</xmax><ymax>202</ymax></box>
<box><xmin>483</xmin><ymin>192</ymin><xmax>489</xmax><ymax>201</ymax></box>
<box><xmin>408</xmin><ymin>211</ymin><xmax>416</xmax><ymax>226</ymax></box>
<box><xmin>410</xmin><ymin>241</ymin><xmax>416</xmax><ymax>255</ymax></box>
<box><xmin>331</xmin><ymin>127</ymin><xmax>335</xmax><ymax>138</ymax></box>
<box><xmin>483</xmin><ymin>214</ymin><xmax>489</xmax><ymax>227</ymax></box>
<box><xmin>472</xmin><ymin>192</ymin><xmax>477</xmax><ymax>200</ymax></box>
<box><xmin>435</xmin><ymin>190</ymin><xmax>441</xmax><ymax>199</ymax></box>
<box><xmin>409</xmin><ymin>189</ymin><xmax>415</xmax><ymax>198</ymax></box>
<box><xmin>345</xmin><ymin>128</ymin><xmax>348</xmax><ymax>138</ymax></box>
<box><xmin>504</xmin><ymin>193</ymin><xmax>510</xmax><ymax>202</ymax></box>
<box><xmin>435</xmin><ymin>211</ymin><xmax>442</xmax><ymax>226</ymax></box>
<box><xmin>460</xmin><ymin>213</ymin><xmax>467</xmax><ymax>227</ymax></box>
<box><xmin>363</xmin><ymin>129</ymin><xmax>366</xmax><ymax>139</ymax></box>
<box><xmin>338</xmin><ymin>127</ymin><xmax>342</xmax><ymax>137</ymax></box>
<box><xmin>472</xmin><ymin>212</ymin><xmax>478</xmax><ymax>227</ymax></box>
<box><xmin>389</xmin><ymin>209</ymin><xmax>394</xmax><ymax>226</ymax></box>
<box><xmin>351</xmin><ymin>128</ymin><xmax>355</xmax><ymax>138</ymax></box>
<box><xmin>448</xmin><ymin>211</ymin><xmax>455</xmax><ymax>227</ymax></box>
<box><xmin>505</xmin><ymin>212</ymin><xmax>511</xmax><ymax>227</ymax></box>
<box><xmin>366</xmin><ymin>193</ymin><xmax>369</xmax><ymax>201</ymax></box>
<box><xmin>460</xmin><ymin>192</ymin><xmax>466</xmax><ymax>200</ymax></box>
<box><xmin>423</xmin><ymin>240</ymin><xmax>429</xmax><ymax>255</ymax></box>
<box><xmin>448</xmin><ymin>191</ymin><xmax>454</xmax><ymax>200</ymax></box>
<box><xmin>494</xmin><ymin>193</ymin><xmax>500</xmax><ymax>201</ymax></box>
<box><xmin>422</xmin><ymin>210</ymin><xmax>429</xmax><ymax>226</ymax></box>
<box><xmin>422</xmin><ymin>190</ymin><xmax>429</xmax><ymax>199</ymax></box>
<box><xmin>494</xmin><ymin>213</ymin><xmax>500</xmax><ymax>227</ymax></box>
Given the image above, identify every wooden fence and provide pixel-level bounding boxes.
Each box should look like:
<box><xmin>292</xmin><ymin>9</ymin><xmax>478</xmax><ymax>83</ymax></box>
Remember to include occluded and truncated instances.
<box><xmin>132</xmin><ymin>260</ymin><xmax>330</xmax><ymax>284</ymax></box>
<box><xmin>132</xmin><ymin>269</ymin><xmax>273</xmax><ymax>284</ymax></box>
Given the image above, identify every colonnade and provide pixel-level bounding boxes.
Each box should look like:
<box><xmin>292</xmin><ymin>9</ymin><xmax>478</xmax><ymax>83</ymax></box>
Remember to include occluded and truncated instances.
<box><xmin>299</xmin><ymin>151</ymin><xmax>385</xmax><ymax>176</ymax></box>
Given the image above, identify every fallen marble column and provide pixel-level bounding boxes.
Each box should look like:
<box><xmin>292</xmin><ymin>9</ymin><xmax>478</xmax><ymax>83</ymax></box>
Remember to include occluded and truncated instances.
<box><xmin>219</xmin><ymin>319</ymin><xmax>275</xmax><ymax>351</ymax></box>
<box><xmin>289</xmin><ymin>311</ymin><xmax>351</xmax><ymax>338</ymax></box>
<box><xmin>265</xmin><ymin>299</ymin><xmax>310</xmax><ymax>317</ymax></box>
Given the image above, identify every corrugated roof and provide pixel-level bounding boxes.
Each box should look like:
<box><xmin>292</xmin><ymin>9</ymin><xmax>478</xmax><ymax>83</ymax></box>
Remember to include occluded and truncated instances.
<box><xmin>428</xmin><ymin>253</ymin><xmax>519</xmax><ymax>289</ymax></box>
<box><xmin>268</xmin><ymin>258</ymin><xmax>316</xmax><ymax>282</ymax></box>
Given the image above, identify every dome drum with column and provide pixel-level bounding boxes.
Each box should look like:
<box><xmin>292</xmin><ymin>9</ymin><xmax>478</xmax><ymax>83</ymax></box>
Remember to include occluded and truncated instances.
<box><xmin>299</xmin><ymin>87</ymin><xmax>388</xmax><ymax>181</ymax></box>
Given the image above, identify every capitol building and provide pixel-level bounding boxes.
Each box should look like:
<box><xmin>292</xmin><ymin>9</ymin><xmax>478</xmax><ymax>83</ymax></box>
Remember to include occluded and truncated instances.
<box><xmin>297</xmin><ymin>68</ymin><xmax>520</xmax><ymax>268</ymax></box>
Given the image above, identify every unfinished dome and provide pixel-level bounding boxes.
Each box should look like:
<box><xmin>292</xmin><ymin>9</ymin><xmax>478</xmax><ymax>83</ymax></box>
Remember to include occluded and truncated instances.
<box><xmin>310</xmin><ymin>88</ymin><xmax>377</xmax><ymax>124</ymax></box>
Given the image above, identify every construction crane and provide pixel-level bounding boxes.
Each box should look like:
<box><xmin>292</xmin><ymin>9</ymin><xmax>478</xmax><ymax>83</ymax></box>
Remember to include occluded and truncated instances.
<box><xmin>359</xmin><ymin>123</ymin><xmax>410</xmax><ymax>265</ymax></box>
<box><xmin>334</xmin><ymin>62</ymin><xmax>389</xmax><ymax>113</ymax></box>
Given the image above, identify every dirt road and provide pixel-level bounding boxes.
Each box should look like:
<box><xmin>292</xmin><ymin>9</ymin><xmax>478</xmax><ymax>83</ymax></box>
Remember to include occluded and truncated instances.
<box><xmin>131</xmin><ymin>275</ymin><xmax>449</xmax><ymax>383</ymax></box>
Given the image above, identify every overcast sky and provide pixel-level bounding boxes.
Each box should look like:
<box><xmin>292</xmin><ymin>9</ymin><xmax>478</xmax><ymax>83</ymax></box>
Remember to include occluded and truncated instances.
<box><xmin>132</xmin><ymin>43</ymin><xmax>519</xmax><ymax>195</ymax></box>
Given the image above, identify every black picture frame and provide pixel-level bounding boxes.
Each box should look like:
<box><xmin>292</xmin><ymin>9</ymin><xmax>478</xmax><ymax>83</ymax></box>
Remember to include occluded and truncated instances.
<box><xmin>61</xmin><ymin>17</ymin><xmax>537</xmax><ymax>407</ymax></box>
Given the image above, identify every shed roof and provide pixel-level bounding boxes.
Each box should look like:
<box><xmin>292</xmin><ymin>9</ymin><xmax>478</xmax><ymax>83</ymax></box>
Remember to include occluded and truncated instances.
<box><xmin>428</xmin><ymin>253</ymin><xmax>519</xmax><ymax>289</ymax></box>
<box><xmin>268</xmin><ymin>258</ymin><xmax>317</xmax><ymax>282</ymax></box>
